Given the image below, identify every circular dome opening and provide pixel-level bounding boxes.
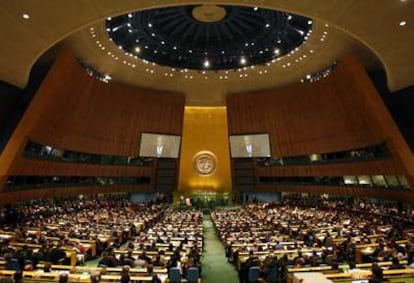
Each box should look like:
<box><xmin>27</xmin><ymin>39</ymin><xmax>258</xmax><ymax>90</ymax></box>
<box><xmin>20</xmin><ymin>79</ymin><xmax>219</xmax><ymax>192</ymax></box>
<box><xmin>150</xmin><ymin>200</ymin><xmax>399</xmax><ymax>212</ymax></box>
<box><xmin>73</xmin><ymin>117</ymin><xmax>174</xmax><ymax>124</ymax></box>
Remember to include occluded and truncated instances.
<box><xmin>106</xmin><ymin>5</ymin><xmax>313</xmax><ymax>70</ymax></box>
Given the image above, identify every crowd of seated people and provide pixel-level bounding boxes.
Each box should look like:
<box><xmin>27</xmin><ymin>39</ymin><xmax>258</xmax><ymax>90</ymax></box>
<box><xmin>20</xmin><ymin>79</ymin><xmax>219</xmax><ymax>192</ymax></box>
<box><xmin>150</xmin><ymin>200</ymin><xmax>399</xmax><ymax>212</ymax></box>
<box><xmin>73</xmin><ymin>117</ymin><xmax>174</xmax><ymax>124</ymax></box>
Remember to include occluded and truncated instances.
<box><xmin>0</xmin><ymin>195</ymin><xmax>166</xmax><ymax>282</ymax></box>
<box><xmin>212</xmin><ymin>197</ymin><xmax>414</xmax><ymax>283</ymax></box>
<box><xmin>112</xmin><ymin>209</ymin><xmax>203</xmax><ymax>282</ymax></box>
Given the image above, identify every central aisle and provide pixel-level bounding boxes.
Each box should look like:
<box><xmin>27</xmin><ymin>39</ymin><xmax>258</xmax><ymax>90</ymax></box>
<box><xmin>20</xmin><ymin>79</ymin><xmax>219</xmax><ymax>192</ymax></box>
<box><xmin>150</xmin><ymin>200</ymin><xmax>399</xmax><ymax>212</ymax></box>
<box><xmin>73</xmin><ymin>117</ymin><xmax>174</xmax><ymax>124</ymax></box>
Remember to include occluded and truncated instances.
<box><xmin>202</xmin><ymin>214</ymin><xmax>239</xmax><ymax>283</ymax></box>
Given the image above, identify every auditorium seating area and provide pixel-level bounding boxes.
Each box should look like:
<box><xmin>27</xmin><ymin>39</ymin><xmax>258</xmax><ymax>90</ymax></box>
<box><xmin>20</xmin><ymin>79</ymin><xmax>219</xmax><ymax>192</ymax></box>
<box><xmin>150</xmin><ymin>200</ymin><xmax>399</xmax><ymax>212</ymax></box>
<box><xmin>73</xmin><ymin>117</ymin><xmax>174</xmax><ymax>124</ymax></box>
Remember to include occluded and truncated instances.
<box><xmin>211</xmin><ymin>198</ymin><xmax>414</xmax><ymax>283</ymax></box>
<box><xmin>0</xmin><ymin>195</ymin><xmax>203</xmax><ymax>283</ymax></box>
<box><xmin>1</xmin><ymin>194</ymin><xmax>414</xmax><ymax>282</ymax></box>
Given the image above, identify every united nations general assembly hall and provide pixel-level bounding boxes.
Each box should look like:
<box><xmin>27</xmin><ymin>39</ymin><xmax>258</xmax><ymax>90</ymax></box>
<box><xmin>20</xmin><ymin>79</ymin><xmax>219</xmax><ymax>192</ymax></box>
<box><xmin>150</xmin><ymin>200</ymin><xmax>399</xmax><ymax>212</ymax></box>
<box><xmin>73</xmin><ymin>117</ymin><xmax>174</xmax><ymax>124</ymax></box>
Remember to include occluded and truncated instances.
<box><xmin>0</xmin><ymin>2</ymin><xmax>414</xmax><ymax>283</ymax></box>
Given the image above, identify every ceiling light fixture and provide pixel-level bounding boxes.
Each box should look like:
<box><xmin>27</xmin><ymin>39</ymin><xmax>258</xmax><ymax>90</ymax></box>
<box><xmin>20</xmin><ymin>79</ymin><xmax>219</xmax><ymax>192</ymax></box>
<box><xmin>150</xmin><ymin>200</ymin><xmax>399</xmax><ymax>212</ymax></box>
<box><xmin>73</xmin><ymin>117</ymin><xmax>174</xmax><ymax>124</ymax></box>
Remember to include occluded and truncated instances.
<box><xmin>399</xmin><ymin>21</ymin><xmax>407</xmax><ymax>26</ymax></box>
<box><xmin>240</xmin><ymin>56</ymin><xmax>247</xmax><ymax>65</ymax></box>
<box><xmin>22</xmin><ymin>13</ymin><xmax>30</xmax><ymax>20</ymax></box>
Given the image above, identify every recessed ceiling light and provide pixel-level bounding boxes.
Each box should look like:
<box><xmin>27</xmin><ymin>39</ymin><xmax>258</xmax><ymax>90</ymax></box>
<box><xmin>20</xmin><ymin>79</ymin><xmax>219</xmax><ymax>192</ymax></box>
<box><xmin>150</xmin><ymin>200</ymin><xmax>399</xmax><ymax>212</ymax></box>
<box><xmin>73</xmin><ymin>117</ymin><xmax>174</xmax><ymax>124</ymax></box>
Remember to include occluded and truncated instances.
<box><xmin>399</xmin><ymin>21</ymin><xmax>407</xmax><ymax>26</ymax></box>
<box><xmin>203</xmin><ymin>59</ymin><xmax>210</xmax><ymax>68</ymax></box>
<box><xmin>134</xmin><ymin>46</ymin><xmax>141</xmax><ymax>53</ymax></box>
<box><xmin>22</xmin><ymin>13</ymin><xmax>30</xmax><ymax>20</ymax></box>
<box><xmin>240</xmin><ymin>56</ymin><xmax>247</xmax><ymax>65</ymax></box>
<box><xmin>253</xmin><ymin>7</ymin><xmax>258</xmax><ymax>11</ymax></box>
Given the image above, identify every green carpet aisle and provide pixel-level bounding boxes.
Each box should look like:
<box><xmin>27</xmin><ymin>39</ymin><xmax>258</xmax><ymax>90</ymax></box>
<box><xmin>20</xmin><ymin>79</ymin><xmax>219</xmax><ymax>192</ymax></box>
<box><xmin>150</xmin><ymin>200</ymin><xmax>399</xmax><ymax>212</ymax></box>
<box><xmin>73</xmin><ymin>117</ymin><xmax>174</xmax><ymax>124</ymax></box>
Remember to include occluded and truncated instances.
<box><xmin>202</xmin><ymin>214</ymin><xmax>239</xmax><ymax>283</ymax></box>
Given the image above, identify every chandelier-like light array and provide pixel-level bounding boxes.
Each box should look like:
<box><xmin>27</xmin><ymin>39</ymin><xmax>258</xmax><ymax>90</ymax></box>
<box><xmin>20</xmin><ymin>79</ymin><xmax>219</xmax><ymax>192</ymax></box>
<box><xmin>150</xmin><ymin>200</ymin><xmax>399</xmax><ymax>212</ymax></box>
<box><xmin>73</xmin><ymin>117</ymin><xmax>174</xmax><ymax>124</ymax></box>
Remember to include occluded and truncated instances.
<box><xmin>105</xmin><ymin>5</ymin><xmax>313</xmax><ymax>71</ymax></box>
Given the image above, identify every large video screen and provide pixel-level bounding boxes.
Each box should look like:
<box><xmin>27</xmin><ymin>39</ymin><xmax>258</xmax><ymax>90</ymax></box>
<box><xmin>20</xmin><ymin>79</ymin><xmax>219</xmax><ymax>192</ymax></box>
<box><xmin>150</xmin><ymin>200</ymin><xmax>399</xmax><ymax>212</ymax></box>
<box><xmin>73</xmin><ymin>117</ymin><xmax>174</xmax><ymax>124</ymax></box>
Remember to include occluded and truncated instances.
<box><xmin>229</xmin><ymin>133</ymin><xmax>271</xmax><ymax>158</ymax></box>
<box><xmin>139</xmin><ymin>133</ymin><xmax>181</xmax><ymax>158</ymax></box>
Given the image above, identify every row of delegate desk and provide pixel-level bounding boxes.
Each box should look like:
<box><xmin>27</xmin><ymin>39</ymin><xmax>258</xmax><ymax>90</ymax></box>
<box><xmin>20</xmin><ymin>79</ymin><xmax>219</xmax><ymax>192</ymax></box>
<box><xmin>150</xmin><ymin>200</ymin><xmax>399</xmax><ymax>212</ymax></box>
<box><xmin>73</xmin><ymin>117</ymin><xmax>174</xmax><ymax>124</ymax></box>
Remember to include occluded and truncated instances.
<box><xmin>114</xmin><ymin>210</ymin><xmax>204</xmax><ymax>266</ymax></box>
<box><xmin>0</xmin><ymin>207</ymin><xmax>204</xmax><ymax>282</ymax></box>
<box><xmin>0</xmin><ymin>204</ymin><xmax>164</xmax><ymax>268</ymax></box>
<box><xmin>0</xmin><ymin>266</ymin><xmax>168</xmax><ymax>283</ymax></box>
<box><xmin>212</xmin><ymin>205</ymin><xmax>414</xmax><ymax>283</ymax></box>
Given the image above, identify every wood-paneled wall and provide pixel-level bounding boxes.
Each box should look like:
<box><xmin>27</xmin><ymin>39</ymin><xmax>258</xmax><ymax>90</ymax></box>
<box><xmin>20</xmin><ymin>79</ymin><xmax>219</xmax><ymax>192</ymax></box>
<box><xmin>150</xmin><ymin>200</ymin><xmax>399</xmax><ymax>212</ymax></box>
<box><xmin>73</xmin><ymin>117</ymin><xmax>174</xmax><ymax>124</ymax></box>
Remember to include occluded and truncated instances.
<box><xmin>227</xmin><ymin>56</ymin><xmax>383</xmax><ymax>157</ymax></box>
<box><xmin>228</xmin><ymin>53</ymin><xmax>414</xmax><ymax>199</ymax></box>
<box><xmin>254</xmin><ymin>159</ymin><xmax>403</xmax><ymax>177</ymax></box>
<box><xmin>255</xmin><ymin>184</ymin><xmax>414</xmax><ymax>203</ymax></box>
<box><xmin>28</xmin><ymin>50</ymin><xmax>185</xmax><ymax>156</ymax></box>
<box><xmin>0</xmin><ymin>185</ymin><xmax>153</xmax><ymax>206</ymax></box>
<box><xmin>10</xmin><ymin>158</ymin><xmax>154</xmax><ymax>176</ymax></box>
<box><xmin>0</xmin><ymin>49</ymin><xmax>185</xmax><ymax>200</ymax></box>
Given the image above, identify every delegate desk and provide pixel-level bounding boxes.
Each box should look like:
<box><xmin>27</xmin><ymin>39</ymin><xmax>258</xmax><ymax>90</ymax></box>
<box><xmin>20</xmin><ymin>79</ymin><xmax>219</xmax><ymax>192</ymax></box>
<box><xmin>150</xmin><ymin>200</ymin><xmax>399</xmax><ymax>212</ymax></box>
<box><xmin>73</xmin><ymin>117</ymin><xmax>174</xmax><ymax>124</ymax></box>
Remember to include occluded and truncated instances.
<box><xmin>325</xmin><ymin>268</ymin><xmax>414</xmax><ymax>282</ymax></box>
<box><xmin>35</xmin><ymin>263</ymin><xmax>167</xmax><ymax>275</ymax></box>
<box><xmin>291</xmin><ymin>272</ymin><xmax>333</xmax><ymax>283</ymax></box>
<box><xmin>0</xmin><ymin>270</ymin><xmax>164</xmax><ymax>283</ymax></box>
<box><xmin>9</xmin><ymin>242</ymin><xmax>77</xmax><ymax>266</ymax></box>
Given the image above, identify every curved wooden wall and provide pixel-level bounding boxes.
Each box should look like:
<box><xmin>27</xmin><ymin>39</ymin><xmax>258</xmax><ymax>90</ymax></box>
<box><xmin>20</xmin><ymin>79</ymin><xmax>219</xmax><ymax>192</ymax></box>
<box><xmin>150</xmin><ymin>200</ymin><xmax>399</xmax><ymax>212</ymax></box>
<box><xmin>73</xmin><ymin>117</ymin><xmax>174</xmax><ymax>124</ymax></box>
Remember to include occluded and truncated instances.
<box><xmin>255</xmin><ymin>184</ymin><xmax>414</xmax><ymax>203</ymax></box>
<box><xmin>0</xmin><ymin>49</ymin><xmax>185</xmax><ymax>200</ymax></box>
<box><xmin>10</xmin><ymin>158</ymin><xmax>154</xmax><ymax>176</ymax></box>
<box><xmin>27</xmin><ymin>50</ymin><xmax>184</xmax><ymax>156</ymax></box>
<box><xmin>254</xmin><ymin>159</ymin><xmax>403</xmax><ymax>177</ymax></box>
<box><xmin>228</xmin><ymin>53</ymin><xmax>414</xmax><ymax>199</ymax></box>
<box><xmin>227</xmin><ymin>56</ymin><xmax>383</xmax><ymax>156</ymax></box>
<box><xmin>0</xmin><ymin>185</ymin><xmax>153</xmax><ymax>206</ymax></box>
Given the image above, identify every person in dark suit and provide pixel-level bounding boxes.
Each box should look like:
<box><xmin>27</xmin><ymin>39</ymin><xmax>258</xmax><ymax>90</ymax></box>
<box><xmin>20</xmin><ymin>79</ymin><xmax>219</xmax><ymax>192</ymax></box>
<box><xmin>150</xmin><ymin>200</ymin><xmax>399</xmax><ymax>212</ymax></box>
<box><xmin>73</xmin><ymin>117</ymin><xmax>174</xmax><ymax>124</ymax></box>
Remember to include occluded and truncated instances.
<box><xmin>241</xmin><ymin>251</ymin><xmax>259</xmax><ymax>283</ymax></box>
<box><xmin>138</xmin><ymin>250</ymin><xmax>152</xmax><ymax>264</ymax></box>
<box><xmin>120</xmin><ymin>265</ymin><xmax>131</xmax><ymax>283</ymax></box>
<box><xmin>98</xmin><ymin>251</ymin><xmax>118</xmax><ymax>267</ymax></box>
<box><xmin>58</xmin><ymin>273</ymin><xmax>69</xmax><ymax>283</ymax></box>
<box><xmin>48</xmin><ymin>244</ymin><xmax>66</xmax><ymax>264</ymax></box>
<box><xmin>388</xmin><ymin>257</ymin><xmax>404</xmax><ymax>270</ymax></box>
<box><xmin>368</xmin><ymin>265</ymin><xmax>386</xmax><ymax>283</ymax></box>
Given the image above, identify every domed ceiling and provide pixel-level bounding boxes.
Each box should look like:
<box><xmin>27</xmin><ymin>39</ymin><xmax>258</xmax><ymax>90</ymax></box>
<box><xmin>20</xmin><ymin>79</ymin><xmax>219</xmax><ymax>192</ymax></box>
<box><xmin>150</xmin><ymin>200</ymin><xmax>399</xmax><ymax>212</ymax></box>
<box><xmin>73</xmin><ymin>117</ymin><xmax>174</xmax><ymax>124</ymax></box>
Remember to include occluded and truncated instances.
<box><xmin>0</xmin><ymin>1</ymin><xmax>412</xmax><ymax>106</ymax></box>
<box><xmin>106</xmin><ymin>5</ymin><xmax>312</xmax><ymax>70</ymax></box>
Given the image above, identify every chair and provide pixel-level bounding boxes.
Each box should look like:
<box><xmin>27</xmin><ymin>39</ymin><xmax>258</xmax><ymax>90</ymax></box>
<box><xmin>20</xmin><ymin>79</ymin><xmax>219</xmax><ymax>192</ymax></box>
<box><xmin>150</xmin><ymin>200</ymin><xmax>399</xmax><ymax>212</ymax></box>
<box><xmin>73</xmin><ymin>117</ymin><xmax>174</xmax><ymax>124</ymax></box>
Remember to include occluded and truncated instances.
<box><xmin>186</xmin><ymin>267</ymin><xmax>199</xmax><ymax>283</ymax></box>
<box><xmin>266</xmin><ymin>266</ymin><xmax>278</xmax><ymax>283</ymax></box>
<box><xmin>169</xmin><ymin>267</ymin><xmax>181</xmax><ymax>283</ymax></box>
<box><xmin>6</xmin><ymin>258</ymin><xmax>20</xmax><ymax>270</ymax></box>
<box><xmin>248</xmin><ymin>266</ymin><xmax>260</xmax><ymax>283</ymax></box>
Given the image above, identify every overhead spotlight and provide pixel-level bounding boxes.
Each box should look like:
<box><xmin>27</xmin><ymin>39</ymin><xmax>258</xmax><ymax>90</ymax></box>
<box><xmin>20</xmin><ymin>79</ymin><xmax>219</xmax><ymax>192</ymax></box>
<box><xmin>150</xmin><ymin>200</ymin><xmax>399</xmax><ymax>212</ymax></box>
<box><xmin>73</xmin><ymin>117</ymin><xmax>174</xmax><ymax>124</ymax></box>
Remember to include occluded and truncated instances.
<box><xmin>107</xmin><ymin>17</ymin><xmax>112</xmax><ymax>21</ymax></box>
<box><xmin>265</xmin><ymin>23</ymin><xmax>270</xmax><ymax>28</ymax></box>
<box><xmin>240</xmin><ymin>56</ymin><xmax>247</xmax><ymax>65</ymax></box>
<box><xmin>203</xmin><ymin>59</ymin><xmax>210</xmax><ymax>68</ymax></box>
<box><xmin>399</xmin><ymin>21</ymin><xmax>407</xmax><ymax>26</ymax></box>
<box><xmin>22</xmin><ymin>13</ymin><xmax>30</xmax><ymax>20</ymax></box>
<box><xmin>253</xmin><ymin>7</ymin><xmax>258</xmax><ymax>11</ymax></box>
<box><xmin>128</xmin><ymin>13</ymin><xmax>133</xmax><ymax>18</ymax></box>
<box><xmin>274</xmin><ymin>48</ymin><xmax>280</xmax><ymax>55</ymax></box>
<box><xmin>308</xmin><ymin>20</ymin><xmax>313</xmax><ymax>25</ymax></box>
<box><xmin>148</xmin><ymin>22</ymin><xmax>152</xmax><ymax>28</ymax></box>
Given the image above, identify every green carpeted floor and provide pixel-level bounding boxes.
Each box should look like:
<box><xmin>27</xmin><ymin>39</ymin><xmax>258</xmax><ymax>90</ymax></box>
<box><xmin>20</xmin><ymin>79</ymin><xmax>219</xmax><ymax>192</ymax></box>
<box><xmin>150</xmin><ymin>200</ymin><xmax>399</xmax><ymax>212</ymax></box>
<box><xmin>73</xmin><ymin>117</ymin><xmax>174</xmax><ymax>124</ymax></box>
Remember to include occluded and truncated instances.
<box><xmin>202</xmin><ymin>214</ymin><xmax>239</xmax><ymax>283</ymax></box>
